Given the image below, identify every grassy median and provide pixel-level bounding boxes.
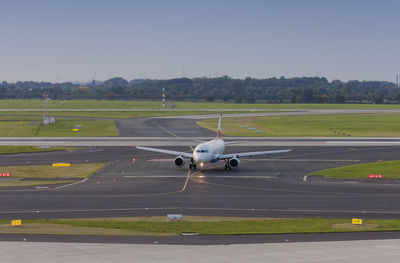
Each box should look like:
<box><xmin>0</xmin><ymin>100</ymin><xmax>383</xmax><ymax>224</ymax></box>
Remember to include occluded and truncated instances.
<box><xmin>0</xmin><ymin>119</ymin><xmax>117</xmax><ymax>136</ymax></box>
<box><xmin>0</xmin><ymin>146</ymin><xmax>76</xmax><ymax>154</ymax></box>
<box><xmin>310</xmin><ymin>160</ymin><xmax>400</xmax><ymax>179</ymax></box>
<box><xmin>0</xmin><ymin>110</ymin><xmax>276</xmax><ymax>119</ymax></box>
<box><xmin>1</xmin><ymin>217</ymin><xmax>400</xmax><ymax>236</ymax></box>
<box><xmin>0</xmin><ymin>163</ymin><xmax>106</xmax><ymax>187</ymax></box>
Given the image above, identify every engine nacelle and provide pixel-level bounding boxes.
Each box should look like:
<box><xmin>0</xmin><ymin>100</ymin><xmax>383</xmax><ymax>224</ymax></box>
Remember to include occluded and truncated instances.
<box><xmin>228</xmin><ymin>157</ymin><xmax>240</xmax><ymax>169</ymax></box>
<box><xmin>174</xmin><ymin>156</ymin><xmax>186</xmax><ymax>168</ymax></box>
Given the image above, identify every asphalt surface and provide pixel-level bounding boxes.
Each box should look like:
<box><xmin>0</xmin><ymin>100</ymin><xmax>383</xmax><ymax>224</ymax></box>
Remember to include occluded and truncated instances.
<box><xmin>1</xmin><ymin>145</ymin><xmax>400</xmax><ymax>220</ymax></box>
<box><xmin>2</xmin><ymin>231</ymin><xmax>400</xmax><ymax>245</ymax></box>
<box><xmin>2</xmin><ymin>111</ymin><xmax>400</xmax><ymax>244</ymax></box>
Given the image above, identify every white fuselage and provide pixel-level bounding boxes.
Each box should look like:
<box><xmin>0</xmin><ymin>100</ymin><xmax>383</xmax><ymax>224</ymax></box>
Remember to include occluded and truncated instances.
<box><xmin>193</xmin><ymin>138</ymin><xmax>225</xmax><ymax>164</ymax></box>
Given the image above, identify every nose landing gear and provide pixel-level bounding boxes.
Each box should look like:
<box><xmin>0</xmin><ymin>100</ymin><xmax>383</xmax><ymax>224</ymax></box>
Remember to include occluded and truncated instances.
<box><xmin>189</xmin><ymin>158</ymin><xmax>197</xmax><ymax>170</ymax></box>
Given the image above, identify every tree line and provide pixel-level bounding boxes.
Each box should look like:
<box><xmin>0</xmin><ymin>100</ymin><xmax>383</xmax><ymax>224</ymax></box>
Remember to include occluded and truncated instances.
<box><xmin>0</xmin><ymin>76</ymin><xmax>399</xmax><ymax>104</ymax></box>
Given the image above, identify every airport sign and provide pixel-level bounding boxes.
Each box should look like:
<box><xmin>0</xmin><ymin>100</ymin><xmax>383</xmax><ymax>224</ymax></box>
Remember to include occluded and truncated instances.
<box><xmin>167</xmin><ymin>214</ymin><xmax>182</xmax><ymax>221</ymax></box>
<box><xmin>11</xmin><ymin>219</ymin><xmax>22</xmax><ymax>226</ymax></box>
<box><xmin>352</xmin><ymin>218</ymin><xmax>363</xmax><ymax>225</ymax></box>
<box><xmin>72</xmin><ymin>128</ymin><xmax>80</xmax><ymax>131</ymax></box>
<box><xmin>368</xmin><ymin>174</ymin><xmax>383</xmax><ymax>178</ymax></box>
<box><xmin>52</xmin><ymin>163</ymin><xmax>71</xmax><ymax>167</ymax></box>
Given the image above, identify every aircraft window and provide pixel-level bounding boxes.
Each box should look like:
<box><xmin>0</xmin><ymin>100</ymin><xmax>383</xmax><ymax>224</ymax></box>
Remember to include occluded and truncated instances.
<box><xmin>197</xmin><ymin>149</ymin><xmax>208</xmax><ymax>153</ymax></box>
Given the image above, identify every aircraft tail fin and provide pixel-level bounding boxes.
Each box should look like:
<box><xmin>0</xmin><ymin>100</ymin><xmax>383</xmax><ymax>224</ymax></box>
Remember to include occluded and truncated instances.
<box><xmin>217</xmin><ymin>112</ymin><xmax>222</xmax><ymax>139</ymax></box>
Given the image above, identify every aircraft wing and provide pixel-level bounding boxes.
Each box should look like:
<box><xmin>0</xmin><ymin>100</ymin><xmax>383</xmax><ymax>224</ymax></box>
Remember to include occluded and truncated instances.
<box><xmin>218</xmin><ymin>149</ymin><xmax>292</xmax><ymax>159</ymax></box>
<box><xmin>136</xmin><ymin>146</ymin><xmax>193</xmax><ymax>158</ymax></box>
<box><xmin>224</xmin><ymin>141</ymin><xmax>242</xmax><ymax>145</ymax></box>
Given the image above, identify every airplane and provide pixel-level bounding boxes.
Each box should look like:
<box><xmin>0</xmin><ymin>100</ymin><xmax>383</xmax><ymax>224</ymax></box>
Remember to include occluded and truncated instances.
<box><xmin>136</xmin><ymin>112</ymin><xmax>292</xmax><ymax>173</ymax></box>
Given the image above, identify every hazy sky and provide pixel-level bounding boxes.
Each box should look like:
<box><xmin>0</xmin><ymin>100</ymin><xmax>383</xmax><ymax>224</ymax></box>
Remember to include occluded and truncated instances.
<box><xmin>0</xmin><ymin>0</ymin><xmax>399</xmax><ymax>82</ymax></box>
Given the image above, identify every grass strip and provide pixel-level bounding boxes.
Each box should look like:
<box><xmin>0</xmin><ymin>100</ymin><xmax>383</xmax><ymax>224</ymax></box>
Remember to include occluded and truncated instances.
<box><xmin>0</xmin><ymin>110</ymin><xmax>275</xmax><ymax>119</ymax></box>
<box><xmin>198</xmin><ymin>113</ymin><xmax>400</xmax><ymax>137</ymax></box>
<box><xmin>0</xmin><ymin>146</ymin><xmax>77</xmax><ymax>155</ymax></box>
<box><xmin>0</xmin><ymin>223</ymin><xmax>171</xmax><ymax>236</ymax></box>
<box><xmin>0</xmin><ymin>163</ymin><xmax>106</xmax><ymax>179</ymax></box>
<box><xmin>309</xmin><ymin>160</ymin><xmax>400</xmax><ymax>179</ymax></box>
<box><xmin>1</xmin><ymin>217</ymin><xmax>396</xmax><ymax>236</ymax></box>
<box><xmin>0</xmin><ymin>119</ymin><xmax>118</xmax><ymax>137</ymax></box>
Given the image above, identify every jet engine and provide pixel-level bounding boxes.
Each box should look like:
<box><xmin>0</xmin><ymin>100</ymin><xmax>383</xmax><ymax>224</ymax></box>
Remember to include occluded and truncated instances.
<box><xmin>228</xmin><ymin>157</ymin><xmax>240</xmax><ymax>169</ymax></box>
<box><xmin>174</xmin><ymin>156</ymin><xmax>186</xmax><ymax>168</ymax></box>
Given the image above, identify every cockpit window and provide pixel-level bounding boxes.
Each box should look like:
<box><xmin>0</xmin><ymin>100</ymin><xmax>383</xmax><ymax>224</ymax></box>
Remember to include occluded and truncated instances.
<box><xmin>196</xmin><ymin>149</ymin><xmax>209</xmax><ymax>153</ymax></box>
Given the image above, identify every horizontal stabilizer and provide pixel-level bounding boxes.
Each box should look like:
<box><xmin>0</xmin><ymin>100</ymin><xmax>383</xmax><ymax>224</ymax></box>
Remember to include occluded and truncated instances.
<box><xmin>224</xmin><ymin>141</ymin><xmax>242</xmax><ymax>145</ymax></box>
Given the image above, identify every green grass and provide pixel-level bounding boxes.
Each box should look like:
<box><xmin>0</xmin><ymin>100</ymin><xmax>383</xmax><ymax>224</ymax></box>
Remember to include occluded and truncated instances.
<box><xmin>0</xmin><ymin>146</ymin><xmax>76</xmax><ymax>154</ymax></box>
<box><xmin>0</xmin><ymin>121</ymin><xmax>39</xmax><ymax>136</ymax></box>
<box><xmin>0</xmin><ymin>116</ymin><xmax>41</xmax><ymax>121</ymax></box>
<box><xmin>2</xmin><ymin>99</ymin><xmax>400</xmax><ymax>109</ymax></box>
<box><xmin>36</xmin><ymin>120</ymin><xmax>118</xmax><ymax>136</ymax></box>
<box><xmin>0</xmin><ymin>120</ymin><xmax>117</xmax><ymax>137</ymax></box>
<box><xmin>0</xmin><ymin>163</ymin><xmax>105</xmax><ymax>187</ymax></box>
<box><xmin>310</xmin><ymin>160</ymin><xmax>400</xmax><ymax>179</ymax></box>
<box><xmin>198</xmin><ymin>113</ymin><xmax>400</xmax><ymax>137</ymax></box>
<box><xmin>0</xmin><ymin>163</ymin><xmax>106</xmax><ymax>179</ymax></box>
<box><xmin>0</xmin><ymin>110</ymin><xmax>273</xmax><ymax>119</ymax></box>
<box><xmin>0</xmin><ymin>222</ymin><xmax>171</xmax><ymax>236</ymax></box>
<box><xmin>1</xmin><ymin>217</ymin><xmax>399</xmax><ymax>236</ymax></box>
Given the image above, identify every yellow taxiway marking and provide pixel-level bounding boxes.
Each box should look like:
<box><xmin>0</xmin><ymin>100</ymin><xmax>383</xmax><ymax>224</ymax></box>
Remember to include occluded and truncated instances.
<box><xmin>119</xmin><ymin>169</ymin><xmax>197</xmax><ymax>196</ymax></box>
<box><xmin>179</xmin><ymin>169</ymin><xmax>192</xmax><ymax>192</ymax></box>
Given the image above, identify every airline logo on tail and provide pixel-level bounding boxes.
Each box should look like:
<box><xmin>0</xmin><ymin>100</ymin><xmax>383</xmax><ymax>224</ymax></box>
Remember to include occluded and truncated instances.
<box><xmin>217</xmin><ymin>112</ymin><xmax>222</xmax><ymax>139</ymax></box>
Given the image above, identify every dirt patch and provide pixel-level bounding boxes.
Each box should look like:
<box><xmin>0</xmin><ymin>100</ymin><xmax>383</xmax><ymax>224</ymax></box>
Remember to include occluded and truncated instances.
<box><xmin>0</xmin><ymin>223</ymin><xmax>172</xmax><ymax>236</ymax></box>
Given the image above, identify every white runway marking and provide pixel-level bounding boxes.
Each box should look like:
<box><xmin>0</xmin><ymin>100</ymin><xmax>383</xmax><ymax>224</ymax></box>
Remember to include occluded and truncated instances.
<box><xmin>55</xmin><ymin>178</ymin><xmax>88</xmax><ymax>189</ymax></box>
<box><xmin>326</xmin><ymin>141</ymin><xmax>400</xmax><ymax>144</ymax></box>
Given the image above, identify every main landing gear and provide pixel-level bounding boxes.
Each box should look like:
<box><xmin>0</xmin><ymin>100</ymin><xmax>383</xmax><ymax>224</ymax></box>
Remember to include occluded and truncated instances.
<box><xmin>224</xmin><ymin>160</ymin><xmax>232</xmax><ymax>171</ymax></box>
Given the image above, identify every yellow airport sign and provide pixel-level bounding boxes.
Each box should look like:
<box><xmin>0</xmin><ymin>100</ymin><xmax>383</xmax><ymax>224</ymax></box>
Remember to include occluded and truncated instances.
<box><xmin>72</xmin><ymin>128</ymin><xmax>80</xmax><ymax>131</ymax></box>
<box><xmin>11</xmin><ymin>219</ymin><xmax>22</xmax><ymax>226</ymax></box>
<box><xmin>52</xmin><ymin>163</ymin><xmax>71</xmax><ymax>167</ymax></box>
<box><xmin>352</xmin><ymin>218</ymin><xmax>363</xmax><ymax>225</ymax></box>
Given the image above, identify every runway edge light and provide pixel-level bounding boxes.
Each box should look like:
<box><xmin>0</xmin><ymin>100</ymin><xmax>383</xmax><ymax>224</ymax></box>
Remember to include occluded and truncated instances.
<box><xmin>352</xmin><ymin>218</ymin><xmax>363</xmax><ymax>225</ymax></box>
<box><xmin>11</xmin><ymin>219</ymin><xmax>22</xmax><ymax>227</ymax></box>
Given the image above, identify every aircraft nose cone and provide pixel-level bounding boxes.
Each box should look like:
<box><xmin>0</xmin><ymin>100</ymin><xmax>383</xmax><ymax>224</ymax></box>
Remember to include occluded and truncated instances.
<box><xmin>195</xmin><ymin>154</ymin><xmax>206</xmax><ymax>163</ymax></box>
